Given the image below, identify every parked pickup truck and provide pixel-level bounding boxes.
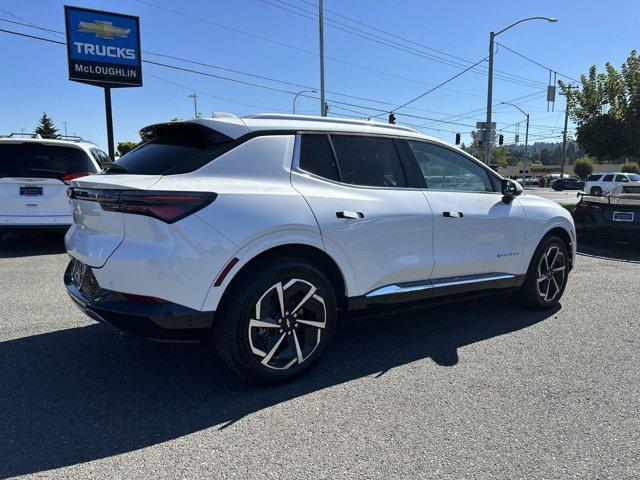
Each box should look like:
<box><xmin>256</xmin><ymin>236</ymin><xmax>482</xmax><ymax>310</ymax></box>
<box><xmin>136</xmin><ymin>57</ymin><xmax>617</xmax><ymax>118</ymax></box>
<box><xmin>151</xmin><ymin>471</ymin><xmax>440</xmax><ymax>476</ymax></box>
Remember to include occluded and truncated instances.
<box><xmin>573</xmin><ymin>183</ymin><xmax>640</xmax><ymax>242</ymax></box>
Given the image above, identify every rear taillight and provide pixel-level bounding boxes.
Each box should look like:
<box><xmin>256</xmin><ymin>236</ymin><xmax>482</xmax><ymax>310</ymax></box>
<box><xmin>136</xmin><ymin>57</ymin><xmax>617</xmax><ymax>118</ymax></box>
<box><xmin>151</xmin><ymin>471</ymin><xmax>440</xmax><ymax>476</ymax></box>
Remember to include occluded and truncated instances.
<box><xmin>68</xmin><ymin>188</ymin><xmax>216</xmax><ymax>223</ymax></box>
<box><xmin>61</xmin><ymin>172</ymin><xmax>92</xmax><ymax>184</ymax></box>
<box><xmin>575</xmin><ymin>202</ymin><xmax>603</xmax><ymax>212</ymax></box>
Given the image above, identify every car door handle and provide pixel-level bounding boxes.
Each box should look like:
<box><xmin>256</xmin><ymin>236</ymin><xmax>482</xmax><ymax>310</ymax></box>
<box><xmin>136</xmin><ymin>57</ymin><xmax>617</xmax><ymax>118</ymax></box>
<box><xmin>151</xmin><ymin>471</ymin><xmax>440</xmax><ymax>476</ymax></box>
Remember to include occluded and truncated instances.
<box><xmin>443</xmin><ymin>211</ymin><xmax>464</xmax><ymax>218</ymax></box>
<box><xmin>336</xmin><ymin>210</ymin><xmax>364</xmax><ymax>219</ymax></box>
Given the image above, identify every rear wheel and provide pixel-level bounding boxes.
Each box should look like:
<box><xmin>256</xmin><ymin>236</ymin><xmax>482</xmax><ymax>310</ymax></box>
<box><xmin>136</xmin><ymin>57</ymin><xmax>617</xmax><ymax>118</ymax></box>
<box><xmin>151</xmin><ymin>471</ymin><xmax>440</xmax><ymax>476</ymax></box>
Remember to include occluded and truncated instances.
<box><xmin>591</xmin><ymin>186</ymin><xmax>602</xmax><ymax>196</ymax></box>
<box><xmin>514</xmin><ymin>235</ymin><xmax>569</xmax><ymax>310</ymax></box>
<box><xmin>214</xmin><ymin>257</ymin><xmax>337</xmax><ymax>384</ymax></box>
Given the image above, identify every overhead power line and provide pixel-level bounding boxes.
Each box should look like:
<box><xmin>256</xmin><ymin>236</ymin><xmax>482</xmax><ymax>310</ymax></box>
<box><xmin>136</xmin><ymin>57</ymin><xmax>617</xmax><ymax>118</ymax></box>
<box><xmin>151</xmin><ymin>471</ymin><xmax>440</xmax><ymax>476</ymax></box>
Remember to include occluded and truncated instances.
<box><xmin>257</xmin><ymin>0</ymin><xmax>547</xmax><ymax>89</ymax></box>
<box><xmin>0</xmin><ymin>25</ymin><xmax>559</xmax><ymax>135</ymax></box>
<box><xmin>496</xmin><ymin>42</ymin><xmax>580</xmax><ymax>83</ymax></box>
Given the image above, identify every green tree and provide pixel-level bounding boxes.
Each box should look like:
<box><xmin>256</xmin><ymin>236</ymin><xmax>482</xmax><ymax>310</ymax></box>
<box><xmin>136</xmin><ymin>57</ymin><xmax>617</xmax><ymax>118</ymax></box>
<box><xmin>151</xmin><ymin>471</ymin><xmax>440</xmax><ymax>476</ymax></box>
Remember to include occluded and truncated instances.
<box><xmin>562</xmin><ymin>50</ymin><xmax>640</xmax><ymax>161</ymax></box>
<box><xmin>573</xmin><ymin>157</ymin><xmax>594</xmax><ymax>180</ymax></box>
<box><xmin>117</xmin><ymin>141</ymin><xmax>141</xmax><ymax>156</ymax></box>
<box><xmin>621</xmin><ymin>161</ymin><xmax>640</xmax><ymax>174</ymax></box>
<box><xmin>34</xmin><ymin>112</ymin><xmax>59</xmax><ymax>139</ymax></box>
<box><xmin>491</xmin><ymin>146</ymin><xmax>511</xmax><ymax>168</ymax></box>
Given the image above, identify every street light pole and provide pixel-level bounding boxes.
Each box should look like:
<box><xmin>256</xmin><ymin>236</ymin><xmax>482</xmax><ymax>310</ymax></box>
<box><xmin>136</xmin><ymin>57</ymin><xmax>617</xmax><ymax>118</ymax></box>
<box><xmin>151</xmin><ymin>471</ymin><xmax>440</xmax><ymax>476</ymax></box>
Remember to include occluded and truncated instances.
<box><xmin>188</xmin><ymin>92</ymin><xmax>198</xmax><ymax>118</ymax></box>
<box><xmin>501</xmin><ymin>102</ymin><xmax>530</xmax><ymax>187</ymax></box>
<box><xmin>318</xmin><ymin>0</ymin><xmax>326</xmax><ymax>116</ymax></box>
<box><xmin>483</xmin><ymin>17</ymin><xmax>557</xmax><ymax>165</ymax></box>
<box><xmin>292</xmin><ymin>90</ymin><xmax>317</xmax><ymax>114</ymax></box>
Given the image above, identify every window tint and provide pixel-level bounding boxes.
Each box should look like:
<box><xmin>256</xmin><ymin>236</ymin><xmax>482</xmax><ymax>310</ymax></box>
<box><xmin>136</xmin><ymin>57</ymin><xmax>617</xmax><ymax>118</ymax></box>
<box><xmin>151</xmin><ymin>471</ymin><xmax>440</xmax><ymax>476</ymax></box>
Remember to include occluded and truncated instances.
<box><xmin>330</xmin><ymin>135</ymin><xmax>406</xmax><ymax>187</ymax></box>
<box><xmin>115</xmin><ymin>124</ymin><xmax>231</xmax><ymax>175</ymax></box>
<box><xmin>0</xmin><ymin>143</ymin><xmax>94</xmax><ymax>178</ymax></box>
<box><xmin>407</xmin><ymin>140</ymin><xmax>493</xmax><ymax>192</ymax></box>
<box><xmin>615</xmin><ymin>174</ymin><xmax>629</xmax><ymax>182</ymax></box>
<box><xmin>602</xmin><ymin>174</ymin><xmax>614</xmax><ymax>182</ymax></box>
<box><xmin>586</xmin><ymin>174</ymin><xmax>602</xmax><ymax>181</ymax></box>
<box><xmin>299</xmin><ymin>134</ymin><xmax>339</xmax><ymax>181</ymax></box>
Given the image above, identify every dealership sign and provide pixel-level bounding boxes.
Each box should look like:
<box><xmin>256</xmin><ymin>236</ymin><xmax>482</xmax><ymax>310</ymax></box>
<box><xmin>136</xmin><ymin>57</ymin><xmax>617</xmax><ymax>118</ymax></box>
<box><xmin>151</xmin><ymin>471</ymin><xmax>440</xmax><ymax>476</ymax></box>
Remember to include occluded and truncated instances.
<box><xmin>65</xmin><ymin>6</ymin><xmax>142</xmax><ymax>87</ymax></box>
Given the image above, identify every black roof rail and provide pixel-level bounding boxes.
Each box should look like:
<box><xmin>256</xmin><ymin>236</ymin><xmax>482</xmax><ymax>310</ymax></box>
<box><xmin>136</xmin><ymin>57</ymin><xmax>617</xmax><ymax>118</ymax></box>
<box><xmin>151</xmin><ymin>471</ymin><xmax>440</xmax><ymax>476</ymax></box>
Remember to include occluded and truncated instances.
<box><xmin>5</xmin><ymin>132</ymin><xmax>84</xmax><ymax>141</ymax></box>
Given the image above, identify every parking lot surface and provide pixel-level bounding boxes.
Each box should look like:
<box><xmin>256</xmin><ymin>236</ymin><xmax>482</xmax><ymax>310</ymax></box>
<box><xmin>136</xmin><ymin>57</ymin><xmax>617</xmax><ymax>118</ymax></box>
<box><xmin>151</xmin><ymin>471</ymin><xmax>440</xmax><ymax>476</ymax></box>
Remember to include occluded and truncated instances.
<box><xmin>525</xmin><ymin>187</ymin><xmax>582</xmax><ymax>205</ymax></box>
<box><xmin>1</xmin><ymin>233</ymin><xmax>638</xmax><ymax>479</ymax></box>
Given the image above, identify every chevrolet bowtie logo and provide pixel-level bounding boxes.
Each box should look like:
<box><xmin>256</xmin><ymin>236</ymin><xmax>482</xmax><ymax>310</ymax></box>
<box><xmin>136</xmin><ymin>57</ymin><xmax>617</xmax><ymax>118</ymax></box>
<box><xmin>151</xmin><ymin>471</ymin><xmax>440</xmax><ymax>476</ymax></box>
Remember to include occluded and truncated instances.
<box><xmin>78</xmin><ymin>20</ymin><xmax>131</xmax><ymax>39</ymax></box>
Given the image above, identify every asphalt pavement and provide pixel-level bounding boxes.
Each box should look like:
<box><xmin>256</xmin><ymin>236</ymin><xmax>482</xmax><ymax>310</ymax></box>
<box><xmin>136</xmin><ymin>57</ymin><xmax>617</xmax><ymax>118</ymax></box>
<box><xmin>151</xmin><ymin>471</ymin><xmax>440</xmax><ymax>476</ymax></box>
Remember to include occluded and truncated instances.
<box><xmin>525</xmin><ymin>187</ymin><xmax>583</xmax><ymax>205</ymax></box>
<box><xmin>1</xmin><ymin>232</ymin><xmax>638</xmax><ymax>479</ymax></box>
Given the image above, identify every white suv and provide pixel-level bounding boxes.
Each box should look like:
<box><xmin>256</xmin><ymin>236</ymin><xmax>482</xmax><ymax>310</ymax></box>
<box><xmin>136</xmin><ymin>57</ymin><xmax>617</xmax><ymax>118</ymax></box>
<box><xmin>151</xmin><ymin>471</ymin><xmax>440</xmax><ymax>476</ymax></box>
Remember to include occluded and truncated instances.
<box><xmin>0</xmin><ymin>135</ymin><xmax>111</xmax><ymax>236</ymax></box>
<box><xmin>64</xmin><ymin>114</ymin><xmax>576</xmax><ymax>383</ymax></box>
<box><xmin>585</xmin><ymin>172</ymin><xmax>640</xmax><ymax>196</ymax></box>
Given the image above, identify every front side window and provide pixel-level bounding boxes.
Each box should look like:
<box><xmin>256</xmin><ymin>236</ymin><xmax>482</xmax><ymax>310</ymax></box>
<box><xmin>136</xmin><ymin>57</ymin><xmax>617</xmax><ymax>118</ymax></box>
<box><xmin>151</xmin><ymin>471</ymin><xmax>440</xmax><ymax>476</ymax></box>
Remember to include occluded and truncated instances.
<box><xmin>602</xmin><ymin>174</ymin><xmax>614</xmax><ymax>182</ymax></box>
<box><xmin>407</xmin><ymin>140</ymin><xmax>493</xmax><ymax>192</ymax></box>
<box><xmin>330</xmin><ymin>135</ymin><xmax>407</xmax><ymax>188</ymax></box>
<box><xmin>299</xmin><ymin>134</ymin><xmax>339</xmax><ymax>182</ymax></box>
<box><xmin>91</xmin><ymin>148</ymin><xmax>112</xmax><ymax>167</ymax></box>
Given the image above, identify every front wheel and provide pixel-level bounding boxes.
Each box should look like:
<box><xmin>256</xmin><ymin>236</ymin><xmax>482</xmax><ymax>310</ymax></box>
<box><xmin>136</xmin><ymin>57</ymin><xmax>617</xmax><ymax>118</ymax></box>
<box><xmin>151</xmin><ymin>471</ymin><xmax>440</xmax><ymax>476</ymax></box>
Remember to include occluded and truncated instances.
<box><xmin>214</xmin><ymin>257</ymin><xmax>338</xmax><ymax>384</ymax></box>
<box><xmin>514</xmin><ymin>235</ymin><xmax>569</xmax><ymax>310</ymax></box>
<box><xmin>591</xmin><ymin>186</ymin><xmax>602</xmax><ymax>196</ymax></box>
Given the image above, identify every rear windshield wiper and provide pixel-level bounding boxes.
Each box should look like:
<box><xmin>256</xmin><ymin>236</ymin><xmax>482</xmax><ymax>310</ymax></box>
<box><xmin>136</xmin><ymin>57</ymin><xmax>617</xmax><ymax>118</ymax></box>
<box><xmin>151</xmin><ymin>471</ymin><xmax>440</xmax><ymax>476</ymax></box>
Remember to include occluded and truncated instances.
<box><xmin>102</xmin><ymin>163</ymin><xmax>129</xmax><ymax>174</ymax></box>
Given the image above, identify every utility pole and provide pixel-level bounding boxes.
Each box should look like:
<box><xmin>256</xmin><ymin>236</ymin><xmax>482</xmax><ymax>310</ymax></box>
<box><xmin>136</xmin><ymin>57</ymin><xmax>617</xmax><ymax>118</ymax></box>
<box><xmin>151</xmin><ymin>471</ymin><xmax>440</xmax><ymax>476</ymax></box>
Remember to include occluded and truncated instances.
<box><xmin>188</xmin><ymin>92</ymin><xmax>199</xmax><ymax>118</ymax></box>
<box><xmin>63</xmin><ymin>122</ymin><xmax>68</xmax><ymax>138</ymax></box>
<box><xmin>318</xmin><ymin>0</ymin><xmax>326</xmax><ymax>116</ymax></box>
<box><xmin>483</xmin><ymin>31</ymin><xmax>495</xmax><ymax>165</ymax></box>
<box><xmin>523</xmin><ymin>113</ymin><xmax>529</xmax><ymax>186</ymax></box>
<box><xmin>560</xmin><ymin>87</ymin><xmax>573</xmax><ymax>178</ymax></box>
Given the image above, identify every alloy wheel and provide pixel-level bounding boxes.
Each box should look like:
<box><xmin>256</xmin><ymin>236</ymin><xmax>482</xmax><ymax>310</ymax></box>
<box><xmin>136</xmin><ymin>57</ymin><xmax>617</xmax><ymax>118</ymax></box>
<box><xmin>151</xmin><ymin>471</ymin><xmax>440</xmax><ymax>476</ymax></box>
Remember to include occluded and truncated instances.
<box><xmin>248</xmin><ymin>279</ymin><xmax>326</xmax><ymax>370</ymax></box>
<box><xmin>537</xmin><ymin>245</ymin><xmax>566</xmax><ymax>302</ymax></box>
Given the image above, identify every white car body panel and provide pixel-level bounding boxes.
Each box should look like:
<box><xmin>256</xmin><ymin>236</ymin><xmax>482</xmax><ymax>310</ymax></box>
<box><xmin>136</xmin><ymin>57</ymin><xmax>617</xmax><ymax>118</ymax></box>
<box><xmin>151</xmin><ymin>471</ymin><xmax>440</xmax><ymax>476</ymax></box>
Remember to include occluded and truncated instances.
<box><xmin>64</xmin><ymin>114</ymin><xmax>576</xmax><ymax>318</ymax></box>
<box><xmin>585</xmin><ymin>172</ymin><xmax>639</xmax><ymax>195</ymax></box>
<box><xmin>423</xmin><ymin>190</ymin><xmax>526</xmax><ymax>278</ymax></box>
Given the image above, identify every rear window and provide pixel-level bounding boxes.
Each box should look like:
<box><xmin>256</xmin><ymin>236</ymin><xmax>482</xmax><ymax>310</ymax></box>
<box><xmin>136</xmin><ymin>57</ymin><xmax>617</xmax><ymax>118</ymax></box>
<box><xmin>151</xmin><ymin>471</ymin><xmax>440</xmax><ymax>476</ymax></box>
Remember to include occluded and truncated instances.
<box><xmin>586</xmin><ymin>174</ymin><xmax>601</xmax><ymax>181</ymax></box>
<box><xmin>115</xmin><ymin>124</ymin><xmax>231</xmax><ymax>175</ymax></box>
<box><xmin>0</xmin><ymin>143</ymin><xmax>94</xmax><ymax>178</ymax></box>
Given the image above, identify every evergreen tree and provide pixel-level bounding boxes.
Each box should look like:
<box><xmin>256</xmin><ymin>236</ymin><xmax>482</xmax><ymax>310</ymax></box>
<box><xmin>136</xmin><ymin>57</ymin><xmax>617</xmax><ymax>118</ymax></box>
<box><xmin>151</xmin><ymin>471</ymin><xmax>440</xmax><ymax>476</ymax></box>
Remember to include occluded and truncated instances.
<box><xmin>34</xmin><ymin>113</ymin><xmax>59</xmax><ymax>139</ymax></box>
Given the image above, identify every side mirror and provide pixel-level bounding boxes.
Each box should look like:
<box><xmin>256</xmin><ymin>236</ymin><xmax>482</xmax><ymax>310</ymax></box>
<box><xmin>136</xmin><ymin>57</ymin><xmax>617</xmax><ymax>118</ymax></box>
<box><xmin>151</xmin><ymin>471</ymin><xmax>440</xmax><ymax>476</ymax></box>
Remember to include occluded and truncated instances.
<box><xmin>501</xmin><ymin>179</ymin><xmax>523</xmax><ymax>200</ymax></box>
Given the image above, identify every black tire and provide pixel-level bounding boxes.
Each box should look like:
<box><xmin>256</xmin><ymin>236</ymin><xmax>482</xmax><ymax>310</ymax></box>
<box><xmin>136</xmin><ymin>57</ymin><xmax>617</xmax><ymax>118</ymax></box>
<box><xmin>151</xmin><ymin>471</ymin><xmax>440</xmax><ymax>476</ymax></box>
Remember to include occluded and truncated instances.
<box><xmin>214</xmin><ymin>257</ymin><xmax>338</xmax><ymax>384</ymax></box>
<box><xmin>513</xmin><ymin>235</ymin><xmax>569</xmax><ymax>310</ymax></box>
<box><xmin>591</xmin><ymin>186</ymin><xmax>602</xmax><ymax>196</ymax></box>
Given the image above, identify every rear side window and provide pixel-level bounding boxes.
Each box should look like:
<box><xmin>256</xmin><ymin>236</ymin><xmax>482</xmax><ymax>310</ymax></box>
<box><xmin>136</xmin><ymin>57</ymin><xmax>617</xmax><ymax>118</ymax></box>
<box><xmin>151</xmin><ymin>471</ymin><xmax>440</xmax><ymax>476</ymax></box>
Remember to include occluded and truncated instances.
<box><xmin>330</xmin><ymin>135</ymin><xmax>407</xmax><ymax>188</ymax></box>
<box><xmin>299</xmin><ymin>134</ymin><xmax>339</xmax><ymax>182</ymax></box>
<box><xmin>91</xmin><ymin>148</ymin><xmax>112</xmax><ymax>166</ymax></box>
<box><xmin>615</xmin><ymin>174</ymin><xmax>629</xmax><ymax>182</ymax></box>
<box><xmin>0</xmin><ymin>143</ymin><xmax>94</xmax><ymax>178</ymax></box>
<box><xmin>586</xmin><ymin>174</ymin><xmax>601</xmax><ymax>181</ymax></box>
<box><xmin>115</xmin><ymin>124</ymin><xmax>232</xmax><ymax>175</ymax></box>
<box><xmin>602</xmin><ymin>174</ymin><xmax>614</xmax><ymax>182</ymax></box>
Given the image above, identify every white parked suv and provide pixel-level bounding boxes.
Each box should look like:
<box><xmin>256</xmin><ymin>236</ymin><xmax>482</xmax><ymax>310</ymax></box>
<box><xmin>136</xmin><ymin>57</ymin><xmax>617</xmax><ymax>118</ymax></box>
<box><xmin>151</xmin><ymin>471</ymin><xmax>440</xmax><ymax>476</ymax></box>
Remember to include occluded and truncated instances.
<box><xmin>64</xmin><ymin>114</ymin><xmax>576</xmax><ymax>383</ymax></box>
<box><xmin>585</xmin><ymin>172</ymin><xmax>640</xmax><ymax>196</ymax></box>
<box><xmin>0</xmin><ymin>134</ymin><xmax>111</xmax><ymax>236</ymax></box>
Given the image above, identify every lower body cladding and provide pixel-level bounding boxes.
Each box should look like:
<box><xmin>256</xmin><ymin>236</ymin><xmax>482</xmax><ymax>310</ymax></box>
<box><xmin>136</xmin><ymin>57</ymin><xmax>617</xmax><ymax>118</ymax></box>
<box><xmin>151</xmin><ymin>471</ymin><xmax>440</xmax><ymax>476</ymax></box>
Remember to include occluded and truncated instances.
<box><xmin>64</xmin><ymin>259</ymin><xmax>214</xmax><ymax>341</ymax></box>
<box><xmin>0</xmin><ymin>214</ymin><xmax>72</xmax><ymax>232</ymax></box>
<box><xmin>348</xmin><ymin>273</ymin><xmax>525</xmax><ymax>310</ymax></box>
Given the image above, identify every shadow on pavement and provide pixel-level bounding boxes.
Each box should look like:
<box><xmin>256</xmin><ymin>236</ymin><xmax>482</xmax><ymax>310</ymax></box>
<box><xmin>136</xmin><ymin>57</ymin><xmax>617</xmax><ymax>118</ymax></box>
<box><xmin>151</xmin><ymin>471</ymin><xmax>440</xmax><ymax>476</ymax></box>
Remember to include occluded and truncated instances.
<box><xmin>577</xmin><ymin>239</ymin><xmax>640</xmax><ymax>263</ymax></box>
<box><xmin>0</xmin><ymin>232</ymin><xmax>67</xmax><ymax>259</ymax></box>
<box><xmin>0</xmin><ymin>296</ymin><xmax>558</xmax><ymax>478</ymax></box>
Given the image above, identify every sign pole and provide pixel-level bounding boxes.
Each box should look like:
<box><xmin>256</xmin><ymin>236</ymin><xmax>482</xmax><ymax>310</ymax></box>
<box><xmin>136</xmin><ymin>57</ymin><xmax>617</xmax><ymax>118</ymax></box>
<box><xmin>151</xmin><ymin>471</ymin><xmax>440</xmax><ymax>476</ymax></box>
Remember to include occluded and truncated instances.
<box><xmin>104</xmin><ymin>87</ymin><xmax>115</xmax><ymax>160</ymax></box>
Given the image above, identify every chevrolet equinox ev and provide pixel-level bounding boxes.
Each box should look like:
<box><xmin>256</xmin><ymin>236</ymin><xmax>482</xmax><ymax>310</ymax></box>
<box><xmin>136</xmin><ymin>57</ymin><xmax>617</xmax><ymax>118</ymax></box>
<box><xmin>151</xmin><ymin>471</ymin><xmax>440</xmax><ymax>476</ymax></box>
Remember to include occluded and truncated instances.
<box><xmin>64</xmin><ymin>114</ymin><xmax>576</xmax><ymax>383</ymax></box>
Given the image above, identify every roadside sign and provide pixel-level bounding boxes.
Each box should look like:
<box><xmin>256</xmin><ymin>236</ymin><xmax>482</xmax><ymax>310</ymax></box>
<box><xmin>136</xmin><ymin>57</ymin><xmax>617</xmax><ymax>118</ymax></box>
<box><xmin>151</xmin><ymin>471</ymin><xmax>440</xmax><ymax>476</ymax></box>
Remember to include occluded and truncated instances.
<box><xmin>65</xmin><ymin>6</ymin><xmax>142</xmax><ymax>87</ymax></box>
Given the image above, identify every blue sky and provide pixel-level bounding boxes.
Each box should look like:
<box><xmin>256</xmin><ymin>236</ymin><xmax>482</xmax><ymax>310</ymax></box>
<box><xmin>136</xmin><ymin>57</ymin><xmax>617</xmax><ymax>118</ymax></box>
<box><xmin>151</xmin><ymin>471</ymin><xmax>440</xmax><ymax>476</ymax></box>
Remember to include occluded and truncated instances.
<box><xmin>0</xmin><ymin>0</ymin><xmax>636</xmax><ymax>150</ymax></box>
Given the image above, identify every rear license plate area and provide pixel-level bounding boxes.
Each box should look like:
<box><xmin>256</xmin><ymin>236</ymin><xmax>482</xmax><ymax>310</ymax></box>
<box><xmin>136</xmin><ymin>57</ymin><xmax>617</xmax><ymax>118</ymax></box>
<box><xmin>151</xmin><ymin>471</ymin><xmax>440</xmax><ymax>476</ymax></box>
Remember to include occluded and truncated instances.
<box><xmin>20</xmin><ymin>186</ymin><xmax>43</xmax><ymax>196</ymax></box>
<box><xmin>613</xmin><ymin>211</ymin><xmax>634</xmax><ymax>222</ymax></box>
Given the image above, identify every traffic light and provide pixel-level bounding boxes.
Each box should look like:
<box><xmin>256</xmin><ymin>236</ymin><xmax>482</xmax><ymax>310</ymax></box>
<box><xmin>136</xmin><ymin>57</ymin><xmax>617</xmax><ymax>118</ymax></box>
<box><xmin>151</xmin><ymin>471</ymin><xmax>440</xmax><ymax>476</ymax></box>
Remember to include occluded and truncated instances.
<box><xmin>498</xmin><ymin>134</ymin><xmax>504</xmax><ymax>145</ymax></box>
<box><xmin>388</xmin><ymin>112</ymin><xmax>396</xmax><ymax>124</ymax></box>
<box><xmin>455</xmin><ymin>133</ymin><xmax>461</xmax><ymax>145</ymax></box>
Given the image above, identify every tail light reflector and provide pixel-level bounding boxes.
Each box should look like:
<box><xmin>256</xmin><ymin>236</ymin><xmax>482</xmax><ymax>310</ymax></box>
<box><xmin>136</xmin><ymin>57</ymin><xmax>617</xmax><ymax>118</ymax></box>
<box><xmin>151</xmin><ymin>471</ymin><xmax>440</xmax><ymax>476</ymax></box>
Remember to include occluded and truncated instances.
<box><xmin>68</xmin><ymin>188</ymin><xmax>216</xmax><ymax>223</ymax></box>
<box><xmin>575</xmin><ymin>202</ymin><xmax>603</xmax><ymax>212</ymax></box>
<box><xmin>61</xmin><ymin>172</ymin><xmax>92</xmax><ymax>184</ymax></box>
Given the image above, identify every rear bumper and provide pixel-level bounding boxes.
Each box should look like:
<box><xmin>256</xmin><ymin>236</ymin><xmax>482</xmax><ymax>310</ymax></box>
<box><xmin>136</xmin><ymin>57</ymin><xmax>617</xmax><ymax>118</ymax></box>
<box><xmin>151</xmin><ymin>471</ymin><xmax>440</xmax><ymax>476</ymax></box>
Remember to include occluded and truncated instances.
<box><xmin>0</xmin><ymin>214</ymin><xmax>72</xmax><ymax>230</ymax></box>
<box><xmin>576</xmin><ymin>223</ymin><xmax>640</xmax><ymax>241</ymax></box>
<box><xmin>64</xmin><ymin>260</ymin><xmax>215</xmax><ymax>341</ymax></box>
